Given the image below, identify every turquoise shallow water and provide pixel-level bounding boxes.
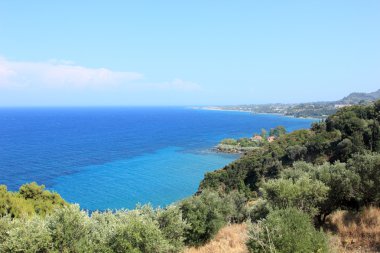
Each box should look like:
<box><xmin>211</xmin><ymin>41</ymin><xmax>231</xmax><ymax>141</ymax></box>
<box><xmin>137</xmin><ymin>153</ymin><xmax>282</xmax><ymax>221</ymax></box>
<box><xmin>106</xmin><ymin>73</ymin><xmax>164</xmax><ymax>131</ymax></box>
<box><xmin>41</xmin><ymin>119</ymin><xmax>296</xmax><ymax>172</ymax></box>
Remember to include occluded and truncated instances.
<box><xmin>0</xmin><ymin>107</ymin><xmax>317</xmax><ymax>210</ymax></box>
<box><xmin>53</xmin><ymin>147</ymin><xmax>237</xmax><ymax>210</ymax></box>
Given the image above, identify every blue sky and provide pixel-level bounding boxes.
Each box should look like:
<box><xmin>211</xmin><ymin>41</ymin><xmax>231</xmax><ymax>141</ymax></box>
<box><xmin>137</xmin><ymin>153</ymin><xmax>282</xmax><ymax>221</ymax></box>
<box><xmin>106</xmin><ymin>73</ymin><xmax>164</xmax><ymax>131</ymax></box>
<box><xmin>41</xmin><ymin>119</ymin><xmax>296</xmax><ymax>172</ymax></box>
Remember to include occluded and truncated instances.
<box><xmin>0</xmin><ymin>1</ymin><xmax>379</xmax><ymax>106</ymax></box>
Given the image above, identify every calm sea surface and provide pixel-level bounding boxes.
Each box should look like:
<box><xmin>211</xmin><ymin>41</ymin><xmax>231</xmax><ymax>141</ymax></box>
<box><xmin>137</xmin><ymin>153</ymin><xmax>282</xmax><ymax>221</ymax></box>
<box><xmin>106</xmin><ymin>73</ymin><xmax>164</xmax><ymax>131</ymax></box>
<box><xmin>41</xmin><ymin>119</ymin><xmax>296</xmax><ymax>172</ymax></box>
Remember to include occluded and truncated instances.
<box><xmin>0</xmin><ymin>107</ymin><xmax>316</xmax><ymax>210</ymax></box>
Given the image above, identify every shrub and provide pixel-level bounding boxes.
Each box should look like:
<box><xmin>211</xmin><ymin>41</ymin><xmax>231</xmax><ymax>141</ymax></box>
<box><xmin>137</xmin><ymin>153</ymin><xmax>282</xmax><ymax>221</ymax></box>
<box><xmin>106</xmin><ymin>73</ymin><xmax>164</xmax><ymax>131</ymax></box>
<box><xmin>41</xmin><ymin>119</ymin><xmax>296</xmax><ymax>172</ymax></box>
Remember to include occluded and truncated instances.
<box><xmin>224</xmin><ymin>190</ymin><xmax>249</xmax><ymax>223</ymax></box>
<box><xmin>282</xmin><ymin>161</ymin><xmax>361</xmax><ymax>221</ymax></box>
<box><xmin>347</xmin><ymin>153</ymin><xmax>380</xmax><ymax>205</ymax></box>
<box><xmin>221</xmin><ymin>138</ymin><xmax>238</xmax><ymax>145</ymax></box>
<box><xmin>261</xmin><ymin>176</ymin><xmax>329</xmax><ymax>216</ymax></box>
<box><xmin>0</xmin><ymin>185</ymin><xmax>35</xmax><ymax>218</ymax></box>
<box><xmin>246</xmin><ymin>208</ymin><xmax>329</xmax><ymax>253</ymax></box>
<box><xmin>108</xmin><ymin>210</ymin><xmax>172</xmax><ymax>253</ymax></box>
<box><xmin>85</xmin><ymin>211</ymin><xmax>118</xmax><ymax>253</ymax></box>
<box><xmin>0</xmin><ymin>216</ymin><xmax>52</xmax><ymax>253</ymax></box>
<box><xmin>311</xmin><ymin>162</ymin><xmax>360</xmax><ymax>222</ymax></box>
<box><xmin>156</xmin><ymin>205</ymin><xmax>189</xmax><ymax>252</ymax></box>
<box><xmin>247</xmin><ymin>199</ymin><xmax>271</xmax><ymax>222</ymax></box>
<box><xmin>0</xmin><ymin>183</ymin><xmax>66</xmax><ymax>218</ymax></box>
<box><xmin>180</xmin><ymin>190</ymin><xmax>232</xmax><ymax>246</ymax></box>
<box><xmin>47</xmin><ymin>204</ymin><xmax>90</xmax><ymax>252</ymax></box>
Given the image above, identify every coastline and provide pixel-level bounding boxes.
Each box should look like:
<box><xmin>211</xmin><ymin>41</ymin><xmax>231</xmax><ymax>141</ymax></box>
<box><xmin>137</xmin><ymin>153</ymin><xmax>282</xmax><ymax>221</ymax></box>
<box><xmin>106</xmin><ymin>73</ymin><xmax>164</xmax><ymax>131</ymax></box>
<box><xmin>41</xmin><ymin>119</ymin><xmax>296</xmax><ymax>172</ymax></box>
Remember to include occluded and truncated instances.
<box><xmin>190</xmin><ymin>106</ymin><xmax>254</xmax><ymax>114</ymax></box>
<box><xmin>191</xmin><ymin>106</ymin><xmax>322</xmax><ymax>121</ymax></box>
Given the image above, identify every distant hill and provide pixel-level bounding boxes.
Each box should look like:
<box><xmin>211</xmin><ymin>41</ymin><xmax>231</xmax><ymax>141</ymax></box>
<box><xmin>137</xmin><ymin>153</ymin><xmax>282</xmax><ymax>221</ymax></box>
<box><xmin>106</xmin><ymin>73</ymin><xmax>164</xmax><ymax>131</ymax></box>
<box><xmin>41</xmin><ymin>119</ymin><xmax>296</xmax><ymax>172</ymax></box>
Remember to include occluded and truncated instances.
<box><xmin>339</xmin><ymin>89</ymin><xmax>380</xmax><ymax>104</ymax></box>
<box><xmin>199</xmin><ymin>88</ymin><xmax>380</xmax><ymax>118</ymax></box>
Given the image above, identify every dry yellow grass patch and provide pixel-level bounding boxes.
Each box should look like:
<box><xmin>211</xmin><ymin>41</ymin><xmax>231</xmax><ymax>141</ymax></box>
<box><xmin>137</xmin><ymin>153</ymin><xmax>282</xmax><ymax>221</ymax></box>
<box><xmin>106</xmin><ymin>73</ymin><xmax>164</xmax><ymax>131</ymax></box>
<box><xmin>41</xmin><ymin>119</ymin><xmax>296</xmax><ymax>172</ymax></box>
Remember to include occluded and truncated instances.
<box><xmin>184</xmin><ymin>223</ymin><xmax>249</xmax><ymax>253</ymax></box>
<box><xmin>327</xmin><ymin>206</ymin><xmax>380</xmax><ymax>253</ymax></box>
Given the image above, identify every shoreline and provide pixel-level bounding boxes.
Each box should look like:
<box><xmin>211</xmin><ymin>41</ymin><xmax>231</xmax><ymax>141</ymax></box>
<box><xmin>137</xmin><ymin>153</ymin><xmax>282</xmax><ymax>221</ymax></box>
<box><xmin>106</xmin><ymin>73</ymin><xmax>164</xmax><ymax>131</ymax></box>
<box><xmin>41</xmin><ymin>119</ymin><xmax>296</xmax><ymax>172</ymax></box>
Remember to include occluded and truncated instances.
<box><xmin>191</xmin><ymin>106</ymin><xmax>322</xmax><ymax>121</ymax></box>
<box><xmin>190</xmin><ymin>106</ymin><xmax>254</xmax><ymax>114</ymax></box>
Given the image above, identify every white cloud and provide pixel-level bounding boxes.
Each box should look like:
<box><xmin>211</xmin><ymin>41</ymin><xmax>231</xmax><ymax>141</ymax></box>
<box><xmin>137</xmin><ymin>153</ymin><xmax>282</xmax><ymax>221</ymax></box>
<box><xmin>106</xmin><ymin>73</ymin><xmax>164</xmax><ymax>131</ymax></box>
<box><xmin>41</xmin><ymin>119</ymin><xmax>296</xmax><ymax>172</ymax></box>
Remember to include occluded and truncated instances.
<box><xmin>0</xmin><ymin>57</ymin><xmax>143</xmax><ymax>89</ymax></box>
<box><xmin>0</xmin><ymin>57</ymin><xmax>202</xmax><ymax>95</ymax></box>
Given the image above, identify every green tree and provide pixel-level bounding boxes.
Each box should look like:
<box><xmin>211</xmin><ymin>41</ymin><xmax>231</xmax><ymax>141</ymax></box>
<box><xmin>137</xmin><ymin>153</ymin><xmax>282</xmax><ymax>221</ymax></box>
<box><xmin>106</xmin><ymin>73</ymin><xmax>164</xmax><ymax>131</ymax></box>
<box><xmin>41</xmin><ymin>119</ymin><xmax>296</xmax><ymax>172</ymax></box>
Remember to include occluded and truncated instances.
<box><xmin>108</xmin><ymin>210</ymin><xmax>172</xmax><ymax>253</ymax></box>
<box><xmin>269</xmin><ymin>126</ymin><xmax>286</xmax><ymax>137</ymax></box>
<box><xmin>0</xmin><ymin>216</ymin><xmax>52</xmax><ymax>253</ymax></box>
<box><xmin>285</xmin><ymin>145</ymin><xmax>307</xmax><ymax>161</ymax></box>
<box><xmin>261</xmin><ymin>175</ymin><xmax>329</xmax><ymax>216</ymax></box>
<box><xmin>246</xmin><ymin>208</ymin><xmax>329</xmax><ymax>253</ymax></box>
<box><xmin>221</xmin><ymin>138</ymin><xmax>238</xmax><ymax>145</ymax></box>
<box><xmin>0</xmin><ymin>183</ymin><xmax>66</xmax><ymax>218</ymax></box>
<box><xmin>180</xmin><ymin>190</ymin><xmax>232</xmax><ymax>246</ymax></box>
<box><xmin>311</xmin><ymin>162</ymin><xmax>360</xmax><ymax>222</ymax></box>
<box><xmin>156</xmin><ymin>205</ymin><xmax>189</xmax><ymax>252</ymax></box>
<box><xmin>47</xmin><ymin>205</ymin><xmax>90</xmax><ymax>253</ymax></box>
<box><xmin>347</xmin><ymin>153</ymin><xmax>380</xmax><ymax>205</ymax></box>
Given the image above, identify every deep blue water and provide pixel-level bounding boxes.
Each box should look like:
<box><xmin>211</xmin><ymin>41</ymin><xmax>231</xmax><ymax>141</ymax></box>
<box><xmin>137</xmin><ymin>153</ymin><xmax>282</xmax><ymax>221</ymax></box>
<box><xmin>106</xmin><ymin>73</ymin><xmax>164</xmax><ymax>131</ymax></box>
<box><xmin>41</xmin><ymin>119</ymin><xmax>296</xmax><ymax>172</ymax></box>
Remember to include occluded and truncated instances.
<box><xmin>0</xmin><ymin>107</ymin><xmax>316</xmax><ymax>210</ymax></box>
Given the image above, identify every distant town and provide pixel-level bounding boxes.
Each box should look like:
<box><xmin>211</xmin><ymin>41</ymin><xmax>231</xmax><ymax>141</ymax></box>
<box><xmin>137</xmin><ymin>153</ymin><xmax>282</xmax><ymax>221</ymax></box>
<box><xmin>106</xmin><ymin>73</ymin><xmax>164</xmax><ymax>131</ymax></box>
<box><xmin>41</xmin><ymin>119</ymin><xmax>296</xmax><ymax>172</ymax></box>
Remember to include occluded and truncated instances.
<box><xmin>196</xmin><ymin>89</ymin><xmax>380</xmax><ymax>118</ymax></box>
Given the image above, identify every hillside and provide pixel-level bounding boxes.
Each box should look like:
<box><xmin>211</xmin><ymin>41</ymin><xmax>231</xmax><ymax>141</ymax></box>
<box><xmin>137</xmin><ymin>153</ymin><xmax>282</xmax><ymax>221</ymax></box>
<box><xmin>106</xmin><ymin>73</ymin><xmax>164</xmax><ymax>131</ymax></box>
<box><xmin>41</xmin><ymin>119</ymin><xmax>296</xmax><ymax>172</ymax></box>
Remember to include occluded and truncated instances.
<box><xmin>340</xmin><ymin>89</ymin><xmax>380</xmax><ymax>104</ymax></box>
<box><xmin>199</xmin><ymin>88</ymin><xmax>380</xmax><ymax>118</ymax></box>
<box><xmin>184</xmin><ymin>206</ymin><xmax>380</xmax><ymax>253</ymax></box>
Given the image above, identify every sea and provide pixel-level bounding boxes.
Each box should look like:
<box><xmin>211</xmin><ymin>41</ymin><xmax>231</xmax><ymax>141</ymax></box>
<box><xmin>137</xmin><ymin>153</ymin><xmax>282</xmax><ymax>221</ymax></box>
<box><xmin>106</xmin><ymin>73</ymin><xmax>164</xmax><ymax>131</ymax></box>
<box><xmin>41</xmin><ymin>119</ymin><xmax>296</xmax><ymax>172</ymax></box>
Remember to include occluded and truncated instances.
<box><xmin>0</xmin><ymin>107</ymin><xmax>317</xmax><ymax>210</ymax></box>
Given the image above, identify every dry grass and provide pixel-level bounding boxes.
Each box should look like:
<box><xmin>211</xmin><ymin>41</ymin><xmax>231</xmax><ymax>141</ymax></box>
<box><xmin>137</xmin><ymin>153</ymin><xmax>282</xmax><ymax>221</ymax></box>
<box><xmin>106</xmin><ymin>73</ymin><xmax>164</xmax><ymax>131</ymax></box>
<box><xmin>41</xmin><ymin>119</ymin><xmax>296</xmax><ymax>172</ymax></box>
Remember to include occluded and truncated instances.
<box><xmin>326</xmin><ymin>206</ymin><xmax>380</xmax><ymax>253</ymax></box>
<box><xmin>184</xmin><ymin>223</ymin><xmax>249</xmax><ymax>253</ymax></box>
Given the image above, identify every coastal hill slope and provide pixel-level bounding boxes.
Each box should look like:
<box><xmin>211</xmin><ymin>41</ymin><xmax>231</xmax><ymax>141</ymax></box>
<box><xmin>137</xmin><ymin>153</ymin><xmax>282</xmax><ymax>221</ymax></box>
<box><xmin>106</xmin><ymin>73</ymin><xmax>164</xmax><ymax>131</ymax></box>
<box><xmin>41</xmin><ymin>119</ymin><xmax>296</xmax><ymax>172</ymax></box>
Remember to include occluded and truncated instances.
<box><xmin>199</xmin><ymin>88</ymin><xmax>380</xmax><ymax>118</ymax></box>
<box><xmin>340</xmin><ymin>89</ymin><xmax>380</xmax><ymax>104</ymax></box>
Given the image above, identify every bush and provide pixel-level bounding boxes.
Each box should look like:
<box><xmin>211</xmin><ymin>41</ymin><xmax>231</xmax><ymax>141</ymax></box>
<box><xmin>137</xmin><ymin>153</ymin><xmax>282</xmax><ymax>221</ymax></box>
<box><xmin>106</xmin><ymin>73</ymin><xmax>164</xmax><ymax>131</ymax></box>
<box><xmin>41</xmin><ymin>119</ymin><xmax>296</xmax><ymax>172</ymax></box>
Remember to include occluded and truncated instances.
<box><xmin>0</xmin><ymin>216</ymin><xmax>52</xmax><ymax>253</ymax></box>
<box><xmin>47</xmin><ymin>205</ymin><xmax>90</xmax><ymax>252</ymax></box>
<box><xmin>246</xmin><ymin>208</ymin><xmax>329</xmax><ymax>253</ymax></box>
<box><xmin>282</xmin><ymin>161</ymin><xmax>361</xmax><ymax>221</ymax></box>
<box><xmin>261</xmin><ymin>176</ymin><xmax>329</xmax><ymax>216</ymax></box>
<box><xmin>223</xmin><ymin>190</ymin><xmax>249</xmax><ymax>223</ymax></box>
<box><xmin>180</xmin><ymin>190</ymin><xmax>232</xmax><ymax>246</ymax></box>
<box><xmin>221</xmin><ymin>138</ymin><xmax>238</xmax><ymax>145</ymax></box>
<box><xmin>247</xmin><ymin>198</ymin><xmax>271</xmax><ymax>221</ymax></box>
<box><xmin>85</xmin><ymin>211</ymin><xmax>118</xmax><ymax>253</ymax></box>
<box><xmin>0</xmin><ymin>202</ymin><xmax>188</xmax><ymax>253</ymax></box>
<box><xmin>0</xmin><ymin>183</ymin><xmax>66</xmax><ymax>218</ymax></box>
<box><xmin>312</xmin><ymin>162</ymin><xmax>360</xmax><ymax>222</ymax></box>
<box><xmin>156</xmin><ymin>205</ymin><xmax>188</xmax><ymax>252</ymax></box>
<box><xmin>108</xmin><ymin>210</ymin><xmax>171</xmax><ymax>253</ymax></box>
<box><xmin>347</xmin><ymin>153</ymin><xmax>380</xmax><ymax>205</ymax></box>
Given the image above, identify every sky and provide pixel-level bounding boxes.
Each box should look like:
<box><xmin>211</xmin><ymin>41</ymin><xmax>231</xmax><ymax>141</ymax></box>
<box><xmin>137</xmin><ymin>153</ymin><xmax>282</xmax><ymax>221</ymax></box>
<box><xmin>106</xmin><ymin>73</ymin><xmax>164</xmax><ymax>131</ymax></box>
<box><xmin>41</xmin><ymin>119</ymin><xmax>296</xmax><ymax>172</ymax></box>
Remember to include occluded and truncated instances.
<box><xmin>0</xmin><ymin>1</ymin><xmax>379</xmax><ymax>106</ymax></box>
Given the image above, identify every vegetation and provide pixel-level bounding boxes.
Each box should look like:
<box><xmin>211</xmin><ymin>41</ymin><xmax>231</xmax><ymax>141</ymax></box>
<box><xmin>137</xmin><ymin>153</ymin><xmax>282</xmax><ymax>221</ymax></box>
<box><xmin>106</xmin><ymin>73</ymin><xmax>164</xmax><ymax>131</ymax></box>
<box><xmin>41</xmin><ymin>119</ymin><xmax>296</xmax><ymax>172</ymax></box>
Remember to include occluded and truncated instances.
<box><xmin>0</xmin><ymin>187</ymin><xmax>249</xmax><ymax>252</ymax></box>
<box><xmin>180</xmin><ymin>190</ymin><xmax>231</xmax><ymax>246</ymax></box>
<box><xmin>0</xmin><ymin>182</ymin><xmax>66</xmax><ymax>218</ymax></box>
<box><xmin>218</xmin><ymin>138</ymin><xmax>261</xmax><ymax>153</ymax></box>
<box><xmin>247</xmin><ymin>208</ymin><xmax>329</xmax><ymax>253</ymax></box>
<box><xmin>217</xmin><ymin>126</ymin><xmax>285</xmax><ymax>153</ymax></box>
<box><xmin>327</xmin><ymin>206</ymin><xmax>380</xmax><ymax>252</ymax></box>
<box><xmin>0</xmin><ymin>204</ymin><xmax>187</xmax><ymax>253</ymax></box>
<box><xmin>201</xmin><ymin>101</ymin><xmax>380</xmax><ymax>252</ymax></box>
<box><xmin>1</xmin><ymin>101</ymin><xmax>380</xmax><ymax>252</ymax></box>
<box><xmin>186</xmin><ymin>207</ymin><xmax>380</xmax><ymax>253</ymax></box>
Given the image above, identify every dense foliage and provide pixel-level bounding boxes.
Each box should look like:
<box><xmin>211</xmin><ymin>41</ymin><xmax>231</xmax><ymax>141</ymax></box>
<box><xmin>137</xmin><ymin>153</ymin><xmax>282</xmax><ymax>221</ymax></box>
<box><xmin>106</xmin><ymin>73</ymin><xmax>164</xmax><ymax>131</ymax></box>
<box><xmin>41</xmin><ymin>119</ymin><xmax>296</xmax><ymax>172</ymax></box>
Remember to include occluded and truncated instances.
<box><xmin>200</xmin><ymin>101</ymin><xmax>380</xmax><ymax>197</ymax></box>
<box><xmin>0</xmin><ymin>182</ymin><xmax>66</xmax><ymax>218</ymax></box>
<box><xmin>0</xmin><ymin>187</ymin><xmax>248</xmax><ymax>252</ymax></box>
<box><xmin>201</xmin><ymin>101</ymin><xmax>380</xmax><ymax>252</ymax></box>
<box><xmin>247</xmin><ymin>208</ymin><xmax>329</xmax><ymax>253</ymax></box>
<box><xmin>0</xmin><ymin>204</ymin><xmax>187</xmax><ymax>253</ymax></box>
